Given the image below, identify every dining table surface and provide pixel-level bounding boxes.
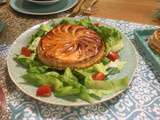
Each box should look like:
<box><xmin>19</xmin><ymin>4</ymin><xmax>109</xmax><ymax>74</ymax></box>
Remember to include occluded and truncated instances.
<box><xmin>0</xmin><ymin>0</ymin><xmax>160</xmax><ymax>119</ymax></box>
<box><xmin>0</xmin><ymin>0</ymin><xmax>159</xmax><ymax>44</ymax></box>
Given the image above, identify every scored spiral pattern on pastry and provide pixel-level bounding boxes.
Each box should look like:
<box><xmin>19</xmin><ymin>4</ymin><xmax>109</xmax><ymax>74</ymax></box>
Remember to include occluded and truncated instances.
<box><xmin>37</xmin><ymin>24</ymin><xmax>105</xmax><ymax>69</ymax></box>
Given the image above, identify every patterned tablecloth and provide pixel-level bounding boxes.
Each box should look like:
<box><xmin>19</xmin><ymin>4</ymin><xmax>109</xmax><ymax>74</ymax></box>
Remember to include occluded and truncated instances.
<box><xmin>0</xmin><ymin>16</ymin><xmax>160</xmax><ymax>120</ymax></box>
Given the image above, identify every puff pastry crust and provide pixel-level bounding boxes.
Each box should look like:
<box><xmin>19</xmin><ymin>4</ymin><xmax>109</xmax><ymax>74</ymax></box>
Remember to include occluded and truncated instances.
<box><xmin>37</xmin><ymin>24</ymin><xmax>105</xmax><ymax>69</ymax></box>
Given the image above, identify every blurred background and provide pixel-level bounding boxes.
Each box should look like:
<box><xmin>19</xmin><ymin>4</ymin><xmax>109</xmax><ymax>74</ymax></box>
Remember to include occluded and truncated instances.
<box><xmin>94</xmin><ymin>0</ymin><xmax>159</xmax><ymax>25</ymax></box>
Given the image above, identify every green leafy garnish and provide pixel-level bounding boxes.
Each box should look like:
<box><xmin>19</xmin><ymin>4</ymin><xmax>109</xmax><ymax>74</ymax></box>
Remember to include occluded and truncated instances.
<box><xmin>102</xmin><ymin>57</ymin><xmax>110</xmax><ymax>65</ymax></box>
<box><xmin>107</xmin><ymin>67</ymin><xmax>120</xmax><ymax>75</ymax></box>
<box><xmin>55</xmin><ymin>86</ymin><xmax>80</xmax><ymax>97</ymax></box>
<box><xmin>28</xmin><ymin>23</ymin><xmax>54</xmax><ymax>50</ymax></box>
<box><xmin>85</xmin><ymin>76</ymin><xmax>128</xmax><ymax>90</ymax></box>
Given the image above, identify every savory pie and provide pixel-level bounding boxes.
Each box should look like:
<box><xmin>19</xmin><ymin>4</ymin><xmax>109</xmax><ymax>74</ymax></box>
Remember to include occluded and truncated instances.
<box><xmin>149</xmin><ymin>29</ymin><xmax>160</xmax><ymax>54</ymax></box>
<box><xmin>37</xmin><ymin>24</ymin><xmax>105</xmax><ymax>70</ymax></box>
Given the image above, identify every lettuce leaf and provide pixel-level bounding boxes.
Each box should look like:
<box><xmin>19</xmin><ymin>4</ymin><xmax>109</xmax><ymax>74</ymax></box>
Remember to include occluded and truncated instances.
<box><xmin>55</xmin><ymin>86</ymin><xmax>80</xmax><ymax>97</ymax></box>
<box><xmin>15</xmin><ymin>54</ymin><xmax>35</xmax><ymax>67</ymax></box>
<box><xmin>28</xmin><ymin>22</ymin><xmax>54</xmax><ymax>50</ymax></box>
<box><xmin>106</xmin><ymin>60</ymin><xmax>126</xmax><ymax>71</ymax></box>
<box><xmin>76</xmin><ymin>63</ymin><xmax>108</xmax><ymax>77</ymax></box>
<box><xmin>85</xmin><ymin>76</ymin><xmax>129</xmax><ymax>90</ymax></box>
<box><xmin>89</xmin><ymin>89</ymin><xmax>109</xmax><ymax>98</ymax></box>
<box><xmin>22</xmin><ymin>73</ymin><xmax>63</xmax><ymax>90</ymax></box>
<box><xmin>79</xmin><ymin>86</ymin><xmax>93</xmax><ymax>103</ymax></box>
<box><xmin>88</xmin><ymin>88</ymin><xmax>120</xmax><ymax>98</ymax></box>
<box><xmin>61</xmin><ymin>68</ymin><xmax>81</xmax><ymax>88</ymax></box>
<box><xmin>28</xmin><ymin>37</ymin><xmax>41</xmax><ymax>52</ymax></box>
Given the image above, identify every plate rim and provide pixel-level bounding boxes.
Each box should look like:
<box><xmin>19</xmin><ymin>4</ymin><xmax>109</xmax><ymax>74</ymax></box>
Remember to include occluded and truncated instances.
<box><xmin>7</xmin><ymin>18</ymin><xmax>139</xmax><ymax>106</ymax></box>
<box><xmin>26</xmin><ymin>0</ymin><xmax>60</xmax><ymax>4</ymax></box>
<box><xmin>9</xmin><ymin>0</ymin><xmax>79</xmax><ymax>15</ymax></box>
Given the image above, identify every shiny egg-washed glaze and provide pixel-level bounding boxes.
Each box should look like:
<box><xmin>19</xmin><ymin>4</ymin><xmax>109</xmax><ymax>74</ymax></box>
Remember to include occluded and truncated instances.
<box><xmin>37</xmin><ymin>24</ymin><xmax>105</xmax><ymax>70</ymax></box>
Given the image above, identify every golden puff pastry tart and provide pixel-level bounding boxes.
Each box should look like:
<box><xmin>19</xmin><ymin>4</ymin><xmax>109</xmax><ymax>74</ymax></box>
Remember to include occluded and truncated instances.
<box><xmin>37</xmin><ymin>24</ymin><xmax>105</xmax><ymax>70</ymax></box>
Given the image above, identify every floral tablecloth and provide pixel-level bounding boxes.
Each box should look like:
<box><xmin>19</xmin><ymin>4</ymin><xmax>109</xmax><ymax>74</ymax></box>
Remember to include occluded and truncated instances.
<box><xmin>0</xmin><ymin>17</ymin><xmax>160</xmax><ymax>120</ymax></box>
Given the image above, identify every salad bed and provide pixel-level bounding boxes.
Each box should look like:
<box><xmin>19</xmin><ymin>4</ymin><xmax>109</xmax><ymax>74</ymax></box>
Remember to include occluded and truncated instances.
<box><xmin>15</xmin><ymin>18</ymin><xmax>129</xmax><ymax>103</ymax></box>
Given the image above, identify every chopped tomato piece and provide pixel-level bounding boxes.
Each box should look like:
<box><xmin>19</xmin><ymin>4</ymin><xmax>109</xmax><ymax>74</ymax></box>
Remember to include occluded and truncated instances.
<box><xmin>36</xmin><ymin>85</ymin><xmax>52</xmax><ymax>97</ymax></box>
<box><xmin>21</xmin><ymin>47</ymin><xmax>31</xmax><ymax>57</ymax></box>
<box><xmin>92</xmin><ymin>72</ymin><xmax>105</xmax><ymax>81</ymax></box>
<box><xmin>107</xmin><ymin>52</ymin><xmax>119</xmax><ymax>61</ymax></box>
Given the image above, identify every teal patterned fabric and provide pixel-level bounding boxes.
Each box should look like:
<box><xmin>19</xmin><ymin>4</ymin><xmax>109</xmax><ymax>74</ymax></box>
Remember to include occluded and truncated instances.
<box><xmin>0</xmin><ymin>17</ymin><xmax>160</xmax><ymax>120</ymax></box>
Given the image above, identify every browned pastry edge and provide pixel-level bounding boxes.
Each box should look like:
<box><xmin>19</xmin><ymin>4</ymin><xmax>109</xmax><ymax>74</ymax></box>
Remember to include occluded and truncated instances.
<box><xmin>37</xmin><ymin>45</ymin><xmax>105</xmax><ymax>70</ymax></box>
<box><xmin>148</xmin><ymin>29</ymin><xmax>160</xmax><ymax>54</ymax></box>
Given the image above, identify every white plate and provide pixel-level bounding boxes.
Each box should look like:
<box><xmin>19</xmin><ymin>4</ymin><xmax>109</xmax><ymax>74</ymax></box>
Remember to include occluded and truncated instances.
<box><xmin>7</xmin><ymin>18</ymin><xmax>138</xmax><ymax>106</ymax></box>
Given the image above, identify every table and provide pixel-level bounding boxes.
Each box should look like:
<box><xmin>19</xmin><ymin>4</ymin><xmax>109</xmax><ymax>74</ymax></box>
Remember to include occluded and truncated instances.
<box><xmin>0</xmin><ymin>0</ymin><xmax>160</xmax><ymax>119</ymax></box>
<box><xmin>0</xmin><ymin>0</ymin><xmax>159</xmax><ymax>44</ymax></box>
<box><xmin>94</xmin><ymin>0</ymin><xmax>159</xmax><ymax>25</ymax></box>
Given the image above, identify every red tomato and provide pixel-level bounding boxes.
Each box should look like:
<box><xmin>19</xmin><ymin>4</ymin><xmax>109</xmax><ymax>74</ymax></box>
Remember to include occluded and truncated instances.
<box><xmin>92</xmin><ymin>72</ymin><xmax>105</xmax><ymax>81</ymax></box>
<box><xmin>36</xmin><ymin>85</ymin><xmax>52</xmax><ymax>97</ymax></box>
<box><xmin>21</xmin><ymin>47</ymin><xmax>31</xmax><ymax>57</ymax></box>
<box><xmin>107</xmin><ymin>52</ymin><xmax>119</xmax><ymax>61</ymax></box>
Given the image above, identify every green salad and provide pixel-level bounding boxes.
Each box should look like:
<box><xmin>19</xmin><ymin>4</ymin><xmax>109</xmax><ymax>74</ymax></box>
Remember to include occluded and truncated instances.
<box><xmin>16</xmin><ymin>18</ymin><xmax>129</xmax><ymax>103</ymax></box>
